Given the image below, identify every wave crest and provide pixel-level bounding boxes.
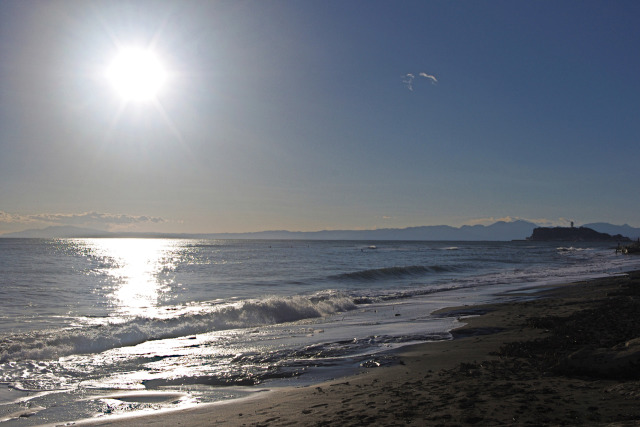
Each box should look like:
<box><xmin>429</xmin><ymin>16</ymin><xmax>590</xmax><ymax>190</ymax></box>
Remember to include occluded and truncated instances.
<box><xmin>0</xmin><ymin>295</ymin><xmax>356</xmax><ymax>363</ymax></box>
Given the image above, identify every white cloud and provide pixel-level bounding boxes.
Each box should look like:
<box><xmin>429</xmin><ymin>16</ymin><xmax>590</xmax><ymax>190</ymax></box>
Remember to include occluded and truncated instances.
<box><xmin>0</xmin><ymin>211</ymin><xmax>166</xmax><ymax>228</ymax></box>
<box><xmin>0</xmin><ymin>211</ymin><xmax>24</xmax><ymax>224</ymax></box>
<box><xmin>402</xmin><ymin>71</ymin><xmax>438</xmax><ymax>91</ymax></box>
<box><xmin>419</xmin><ymin>72</ymin><xmax>438</xmax><ymax>84</ymax></box>
<box><xmin>402</xmin><ymin>73</ymin><xmax>415</xmax><ymax>91</ymax></box>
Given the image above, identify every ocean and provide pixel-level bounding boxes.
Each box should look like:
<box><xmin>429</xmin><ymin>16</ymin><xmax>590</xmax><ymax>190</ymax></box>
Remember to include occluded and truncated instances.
<box><xmin>1</xmin><ymin>238</ymin><xmax>638</xmax><ymax>425</ymax></box>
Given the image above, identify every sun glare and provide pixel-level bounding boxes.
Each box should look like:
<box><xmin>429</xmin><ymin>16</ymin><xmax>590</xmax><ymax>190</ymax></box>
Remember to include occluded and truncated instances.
<box><xmin>106</xmin><ymin>47</ymin><xmax>167</xmax><ymax>103</ymax></box>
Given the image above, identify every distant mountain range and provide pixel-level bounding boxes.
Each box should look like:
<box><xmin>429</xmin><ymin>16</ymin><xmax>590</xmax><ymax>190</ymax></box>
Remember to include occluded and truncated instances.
<box><xmin>3</xmin><ymin>221</ymin><xmax>639</xmax><ymax>241</ymax></box>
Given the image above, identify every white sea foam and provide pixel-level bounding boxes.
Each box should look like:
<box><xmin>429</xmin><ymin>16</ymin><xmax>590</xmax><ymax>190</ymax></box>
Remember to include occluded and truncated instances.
<box><xmin>0</xmin><ymin>294</ymin><xmax>356</xmax><ymax>362</ymax></box>
<box><xmin>557</xmin><ymin>246</ymin><xmax>590</xmax><ymax>252</ymax></box>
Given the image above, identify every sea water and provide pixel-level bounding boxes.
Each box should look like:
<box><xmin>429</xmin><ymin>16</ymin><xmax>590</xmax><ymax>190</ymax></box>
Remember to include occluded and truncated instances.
<box><xmin>0</xmin><ymin>238</ymin><xmax>638</xmax><ymax>425</ymax></box>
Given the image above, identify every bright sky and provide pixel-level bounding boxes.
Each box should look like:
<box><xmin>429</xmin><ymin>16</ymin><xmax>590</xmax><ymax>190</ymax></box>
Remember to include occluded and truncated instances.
<box><xmin>1</xmin><ymin>0</ymin><xmax>639</xmax><ymax>234</ymax></box>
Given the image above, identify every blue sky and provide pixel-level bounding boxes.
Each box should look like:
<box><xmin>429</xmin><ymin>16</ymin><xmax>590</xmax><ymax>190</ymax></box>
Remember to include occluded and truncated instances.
<box><xmin>1</xmin><ymin>0</ymin><xmax>639</xmax><ymax>234</ymax></box>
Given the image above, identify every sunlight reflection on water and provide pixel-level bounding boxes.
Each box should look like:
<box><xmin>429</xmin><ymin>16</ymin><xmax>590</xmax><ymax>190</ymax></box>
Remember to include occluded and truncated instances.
<box><xmin>83</xmin><ymin>239</ymin><xmax>179</xmax><ymax>317</ymax></box>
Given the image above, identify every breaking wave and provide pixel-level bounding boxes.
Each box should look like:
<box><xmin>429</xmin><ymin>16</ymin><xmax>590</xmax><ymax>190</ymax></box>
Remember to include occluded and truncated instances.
<box><xmin>0</xmin><ymin>294</ymin><xmax>356</xmax><ymax>363</ymax></box>
<box><xmin>556</xmin><ymin>247</ymin><xmax>590</xmax><ymax>252</ymax></box>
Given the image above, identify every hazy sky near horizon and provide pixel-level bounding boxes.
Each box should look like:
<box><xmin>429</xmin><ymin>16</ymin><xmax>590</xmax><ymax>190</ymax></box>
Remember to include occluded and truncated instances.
<box><xmin>1</xmin><ymin>0</ymin><xmax>639</xmax><ymax>234</ymax></box>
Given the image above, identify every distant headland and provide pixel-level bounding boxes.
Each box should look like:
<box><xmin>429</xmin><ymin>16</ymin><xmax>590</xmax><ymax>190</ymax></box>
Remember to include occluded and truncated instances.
<box><xmin>527</xmin><ymin>226</ymin><xmax>631</xmax><ymax>242</ymax></box>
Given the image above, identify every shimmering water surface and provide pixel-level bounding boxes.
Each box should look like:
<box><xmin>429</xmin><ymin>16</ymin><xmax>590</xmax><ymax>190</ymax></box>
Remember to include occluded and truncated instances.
<box><xmin>1</xmin><ymin>238</ymin><xmax>638</xmax><ymax>425</ymax></box>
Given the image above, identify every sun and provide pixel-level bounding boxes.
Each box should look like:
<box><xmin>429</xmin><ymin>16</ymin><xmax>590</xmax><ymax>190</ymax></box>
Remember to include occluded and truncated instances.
<box><xmin>106</xmin><ymin>47</ymin><xmax>167</xmax><ymax>103</ymax></box>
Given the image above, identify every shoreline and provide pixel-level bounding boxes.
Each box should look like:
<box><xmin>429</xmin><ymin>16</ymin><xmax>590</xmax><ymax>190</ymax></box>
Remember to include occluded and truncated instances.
<box><xmin>71</xmin><ymin>271</ymin><xmax>640</xmax><ymax>426</ymax></box>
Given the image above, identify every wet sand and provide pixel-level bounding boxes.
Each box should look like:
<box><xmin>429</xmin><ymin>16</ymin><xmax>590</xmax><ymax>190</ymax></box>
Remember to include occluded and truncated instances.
<box><xmin>76</xmin><ymin>271</ymin><xmax>640</xmax><ymax>426</ymax></box>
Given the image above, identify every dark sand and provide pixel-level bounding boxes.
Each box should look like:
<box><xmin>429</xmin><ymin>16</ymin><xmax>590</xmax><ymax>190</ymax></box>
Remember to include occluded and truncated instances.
<box><xmin>77</xmin><ymin>271</ymin><xmax>640</xmax><ymax>426</ymax></box>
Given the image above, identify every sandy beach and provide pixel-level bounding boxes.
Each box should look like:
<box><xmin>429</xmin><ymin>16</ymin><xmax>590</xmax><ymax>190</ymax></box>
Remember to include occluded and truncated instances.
<box><xmin>74</xmin><ymin>271</ymin><xmax>640</xmax><ymax>426</ymax></box>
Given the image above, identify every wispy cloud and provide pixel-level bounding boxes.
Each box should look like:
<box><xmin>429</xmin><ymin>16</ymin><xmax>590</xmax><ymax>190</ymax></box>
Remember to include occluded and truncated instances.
<box><xmin>0</xmin><ymin>211</ymin><xmax>166</xmax><ymax>229</ymax></box>
<box><xmin>402</xmin><ymin>73</ymin><xmax>415</xmax><ymax>91</ymax></box>
<box><xmin>0</xmin><ymin>212</ymin><xmax>24</xmax><ymax>224</ymax></box>
<box><xmin>419</xmin><ymin>72</ymin><xmax>438</xmax><ymax>84</ymax></box>
<box><xmin>402</xmin><ymin>71</ymin><xmax>438</xmax><ymax>91</ymax></box>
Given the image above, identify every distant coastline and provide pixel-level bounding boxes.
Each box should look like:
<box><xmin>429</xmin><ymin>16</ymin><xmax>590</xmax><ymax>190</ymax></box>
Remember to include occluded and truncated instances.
<box><xmin>2</xmin><ymin>221</ymin><xmax>640</xmax><ymax>241</ymax></box>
